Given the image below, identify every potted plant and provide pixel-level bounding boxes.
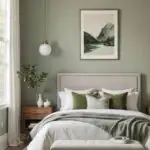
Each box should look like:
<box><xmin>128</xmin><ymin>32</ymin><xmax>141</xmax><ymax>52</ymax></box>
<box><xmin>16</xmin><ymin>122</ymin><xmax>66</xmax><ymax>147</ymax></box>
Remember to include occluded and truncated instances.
<box><xmin>17</xmin><ymin>64</ymin><xmax>48</xmax><ymax>107</ymax></box>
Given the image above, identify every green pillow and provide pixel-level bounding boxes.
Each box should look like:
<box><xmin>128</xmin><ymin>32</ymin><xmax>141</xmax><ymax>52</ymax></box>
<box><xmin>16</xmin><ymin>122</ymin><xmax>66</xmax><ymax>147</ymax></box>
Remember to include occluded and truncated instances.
<box><xmin>104</xmin><ymin>92</ymin><xmax>128</xmax><ymax>109</ymax></box>
<box><xmin>72</xmin><ymin>92</ymin><xmax>87</xmax><ymax>109</ymax></box>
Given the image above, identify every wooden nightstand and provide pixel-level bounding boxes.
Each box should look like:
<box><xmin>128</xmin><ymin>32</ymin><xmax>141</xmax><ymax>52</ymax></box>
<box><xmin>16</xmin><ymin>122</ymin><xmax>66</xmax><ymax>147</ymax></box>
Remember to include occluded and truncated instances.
<box><xmin>22</xmin><ymin>106</ymin><xmax>53</xmax><ymax>132</ymax></box>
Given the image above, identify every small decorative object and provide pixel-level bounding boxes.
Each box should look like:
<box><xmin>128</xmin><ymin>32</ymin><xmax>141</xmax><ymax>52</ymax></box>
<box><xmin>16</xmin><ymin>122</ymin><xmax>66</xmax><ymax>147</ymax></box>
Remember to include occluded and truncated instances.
<box><xmin>81</xmin><ymin>10</ymin><xmax>118</xmax><ymax>60</ymax></box>
<box><xmin>110</xmin><ymin>136</ymin><xmax>132</xmax><ymax>144</ymax></box>
<box><xmin>39</xmin><ymin>0</ymin><xmax>52</xmax><ymax>56</ymax></box>
<box><xmin>17</xmin><ymin>64</ymin><xmax>48</xmax><ymax>106</ymax></box>
<box><xmin>37</xmin><ymin>93</ymin><xmax>43</xmax><ymax>107</ymax></box>
<box><xmin>43</xmin><ymin>99</ymin><xmax>51</xmax><ymax>107</ymax></box>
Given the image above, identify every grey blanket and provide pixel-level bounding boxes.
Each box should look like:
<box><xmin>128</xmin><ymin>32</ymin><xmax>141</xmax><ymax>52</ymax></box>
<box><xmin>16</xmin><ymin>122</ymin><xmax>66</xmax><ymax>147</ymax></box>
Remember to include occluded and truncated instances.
<box><xmin>110</xmin><ymin>117</ymin><xmax>150</xmax><ymax>144</ymax></box>
<box><xmin>30</xmin><ymin>111</ymin><xmax>150</xmax><ymax>144</ymax></box>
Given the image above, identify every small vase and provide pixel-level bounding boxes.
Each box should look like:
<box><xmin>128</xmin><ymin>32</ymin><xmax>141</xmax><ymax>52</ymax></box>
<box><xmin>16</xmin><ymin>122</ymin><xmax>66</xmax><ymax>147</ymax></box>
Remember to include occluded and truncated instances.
<box><xmin>37</xmin><ymin>93</ymin><xmax>43</xmax><ymax>107</ymax></box>
<box><xmin>43</xmin><ymin>99</ymin><xmax>51</xmax><ymax>107</ymax></box>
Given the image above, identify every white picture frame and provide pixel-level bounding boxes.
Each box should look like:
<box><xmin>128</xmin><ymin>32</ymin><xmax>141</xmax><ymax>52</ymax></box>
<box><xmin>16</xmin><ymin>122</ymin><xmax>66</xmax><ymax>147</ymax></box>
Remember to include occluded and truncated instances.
<box><xmin>81</xmin><ymin>10</ymin><xmax>118</xmax><ymax>60</ymax></box>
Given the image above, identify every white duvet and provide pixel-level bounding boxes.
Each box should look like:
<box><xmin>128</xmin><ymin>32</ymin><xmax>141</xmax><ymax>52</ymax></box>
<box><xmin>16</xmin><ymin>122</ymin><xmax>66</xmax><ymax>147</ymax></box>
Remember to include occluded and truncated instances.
<box><xmin>27</xmin><ymin>109</ymin><xmax>150</xmax><ymax>150</ymax></box>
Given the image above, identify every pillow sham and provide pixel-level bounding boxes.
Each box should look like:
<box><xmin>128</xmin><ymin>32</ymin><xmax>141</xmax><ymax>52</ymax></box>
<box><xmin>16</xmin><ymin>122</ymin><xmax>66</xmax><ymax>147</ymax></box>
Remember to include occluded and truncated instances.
<box><xmin>72</xmin><ymin>92</ymin><xmax>87</xmax><ymax>109</ymax></box>
<box><xmin>86</xmin><ymin>95</ymin><xmax>109</xmax><ymax>109</ymax></box>
<box><xmin>57</xmin><ymin>91</ymin><xmax>66</xmax><ymax>110</ymax></box>
<box><xmin>127</xmin><ymin>92</ymin><xmax>139</xmax><ymax>111</ymax></box>
<box><xmin>104</xmin><ymin>92</ymin><xmax>128</xmax><ymax>109</ymax></box>
<box><xmin>64</xmin><ymin>88</ymin><xmax>95</xmax><ymax>93</ymax></box>
<box><xmin>102</xmin><ymin>88</ymin><xmax>134</xmax><ymax>94</ymax></box>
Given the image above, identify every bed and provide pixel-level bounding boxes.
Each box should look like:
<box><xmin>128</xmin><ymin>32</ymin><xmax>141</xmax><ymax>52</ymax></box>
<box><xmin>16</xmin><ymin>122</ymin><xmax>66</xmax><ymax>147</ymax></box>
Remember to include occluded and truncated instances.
<box><xmin>27</xmin><ymin>73</ymin><xmax>150</xmax><ymax>150</ymax></box>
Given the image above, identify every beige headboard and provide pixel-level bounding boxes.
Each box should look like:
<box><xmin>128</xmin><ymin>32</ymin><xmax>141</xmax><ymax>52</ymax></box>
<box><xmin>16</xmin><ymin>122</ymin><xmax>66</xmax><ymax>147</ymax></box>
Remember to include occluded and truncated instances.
<box><xmin>57</xmin><ymin>73</ymin><xmax>141</xmax><ymax>110</ymax></box>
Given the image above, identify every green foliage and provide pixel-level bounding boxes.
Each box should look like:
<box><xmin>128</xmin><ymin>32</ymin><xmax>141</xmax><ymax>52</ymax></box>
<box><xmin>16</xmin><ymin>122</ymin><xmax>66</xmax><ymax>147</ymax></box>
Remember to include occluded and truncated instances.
<box><xmin>17</xmin><ymin>64</ymin><xmax>48</xmax><ymax>90</ymax></box>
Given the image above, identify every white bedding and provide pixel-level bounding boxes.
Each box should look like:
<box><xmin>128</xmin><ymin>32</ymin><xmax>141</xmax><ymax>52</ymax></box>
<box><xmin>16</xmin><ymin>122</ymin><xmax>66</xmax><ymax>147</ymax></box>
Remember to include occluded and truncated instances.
<box><xmin>27</xmin><ymin>109</ymin><xmax>150</xmax><ymax>150</ymax></box>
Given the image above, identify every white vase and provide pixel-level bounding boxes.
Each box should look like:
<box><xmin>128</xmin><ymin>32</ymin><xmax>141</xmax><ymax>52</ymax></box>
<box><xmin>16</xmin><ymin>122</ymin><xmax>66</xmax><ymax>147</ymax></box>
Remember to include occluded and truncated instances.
<box><xmin>37</xmin><ymin>93</ymin><xmax>43</xmax><ymax>107</ymax></box>
<box><xmin>43</xmin><ymin>99</ymin><xmax>51</xmax><ymax>107</ymax></box>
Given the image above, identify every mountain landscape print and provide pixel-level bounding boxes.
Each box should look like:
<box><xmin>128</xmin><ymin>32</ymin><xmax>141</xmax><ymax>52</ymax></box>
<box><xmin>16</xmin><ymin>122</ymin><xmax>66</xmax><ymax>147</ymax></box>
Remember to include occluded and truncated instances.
<box><xmin>81</xmin><ymin>10</ymin><xmax>118</xmax><ymax>59</ymax></box>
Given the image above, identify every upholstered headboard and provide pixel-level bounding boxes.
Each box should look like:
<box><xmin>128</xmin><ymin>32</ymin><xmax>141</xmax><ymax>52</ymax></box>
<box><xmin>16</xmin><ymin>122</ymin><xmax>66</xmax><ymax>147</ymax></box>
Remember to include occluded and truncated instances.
<box><xmin>57</xmin><ymin>73</ymin><xmax>141</xmax><ymax>110</ymax></box>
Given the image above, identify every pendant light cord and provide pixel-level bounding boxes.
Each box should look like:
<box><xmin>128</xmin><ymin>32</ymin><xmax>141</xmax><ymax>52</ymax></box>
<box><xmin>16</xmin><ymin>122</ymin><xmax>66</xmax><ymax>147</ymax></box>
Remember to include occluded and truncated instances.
<box><xmin>44</xmin><ymin>0</ymin><xmax>47</xmax><ymax>42</ymax></box>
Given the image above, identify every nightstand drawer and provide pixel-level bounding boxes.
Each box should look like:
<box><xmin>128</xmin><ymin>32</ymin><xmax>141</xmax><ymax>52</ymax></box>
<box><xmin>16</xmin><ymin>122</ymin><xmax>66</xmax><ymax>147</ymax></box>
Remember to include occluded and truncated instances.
<box><xmin>23</xmin><ymin>106</ymin><xmax>53</xmax><ymax>117</ymax></box>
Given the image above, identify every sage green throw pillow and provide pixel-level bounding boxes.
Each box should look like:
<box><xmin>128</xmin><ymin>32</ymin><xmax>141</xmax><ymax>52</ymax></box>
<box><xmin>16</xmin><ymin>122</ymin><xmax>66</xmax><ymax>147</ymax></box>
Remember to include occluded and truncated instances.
<box><xmin>72</xmin><ymin>92</ymin><xmax>87</xmax><ymax>109</ymax></box>
<box><xmin>104</xmin><ymin>92</ymin><xmax>128</xmax><ymax>109</ymax></box>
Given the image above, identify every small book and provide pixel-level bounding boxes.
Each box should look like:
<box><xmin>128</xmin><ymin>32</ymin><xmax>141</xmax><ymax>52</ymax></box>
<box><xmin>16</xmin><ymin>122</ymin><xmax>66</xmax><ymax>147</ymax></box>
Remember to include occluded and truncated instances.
<box><xmin>110</xmin><ymin>136</ymin><xmax>132</xmax><ymax>144</ymax></box>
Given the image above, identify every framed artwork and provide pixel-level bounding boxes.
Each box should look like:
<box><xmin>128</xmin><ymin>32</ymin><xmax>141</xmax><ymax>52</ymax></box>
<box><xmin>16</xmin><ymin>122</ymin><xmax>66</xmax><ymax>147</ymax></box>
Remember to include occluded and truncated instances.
<box><xmin>81</xmin><ymin>10</ymin><xmax>118</xmax><ymax>60</ymax></box>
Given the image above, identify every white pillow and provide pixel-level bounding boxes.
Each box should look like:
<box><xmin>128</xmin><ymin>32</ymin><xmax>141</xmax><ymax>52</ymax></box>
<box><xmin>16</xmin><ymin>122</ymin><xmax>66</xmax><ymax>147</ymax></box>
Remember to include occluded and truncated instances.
<box><xmin>86</xmin><ymin>95</ymin><xmax>109</xmax><ymax>109</ymax></box>
<box><xmin>64</xmin><ymin>88</ymin><xmax>95</xmax><ymax>110</ymax></box>
<box><xmin>101</xmin><ymin>88</ymin><xmax>139</xmax><ymax>111</ymax></box>
<box><xmin>64</xmin><ymin>88</ymin><xmax>94</xmax><ymax>94</ymax></box>
<box><xmin>57</xmin><ymin>91</ymin><xmax>66</xmax><ymax>110</ymax></box>
<box><xmin>127</xmin><ymin>92</ymin><xmax>139</xmax><ymax>111</ymax></box>
<box><xmin>102</xmin><ymin>88</ymin><xmax>134</xmax><ymax>94</ymax></box>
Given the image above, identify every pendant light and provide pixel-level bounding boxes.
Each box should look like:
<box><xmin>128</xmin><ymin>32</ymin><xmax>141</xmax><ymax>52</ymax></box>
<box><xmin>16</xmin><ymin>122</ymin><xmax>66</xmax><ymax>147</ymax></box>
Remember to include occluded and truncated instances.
<box><xmin>39</xmin><ymin>0</ymin><xmax>52</xmax><ymax>56</ymax></box>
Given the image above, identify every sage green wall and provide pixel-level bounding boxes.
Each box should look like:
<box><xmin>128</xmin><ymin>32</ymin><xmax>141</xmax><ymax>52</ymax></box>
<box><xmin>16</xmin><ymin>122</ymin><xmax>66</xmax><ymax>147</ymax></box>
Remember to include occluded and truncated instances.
<box><xmin>20</xmin><ymin>0</ymin><xmax>150</xmax><ymax>108</ymax></box>
<box><xmin>0</xmin><ymin>108</ymin><xmax>7</xmax><ymax>135</ymax></box>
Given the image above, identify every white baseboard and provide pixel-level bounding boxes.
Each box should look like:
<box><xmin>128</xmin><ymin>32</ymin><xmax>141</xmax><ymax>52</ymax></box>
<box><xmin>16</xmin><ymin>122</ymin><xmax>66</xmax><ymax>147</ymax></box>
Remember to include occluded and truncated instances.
<box><xmin>0</xmin><ymin>133</ymin><xmax>8</xmax><ymax>150</ymax></box>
